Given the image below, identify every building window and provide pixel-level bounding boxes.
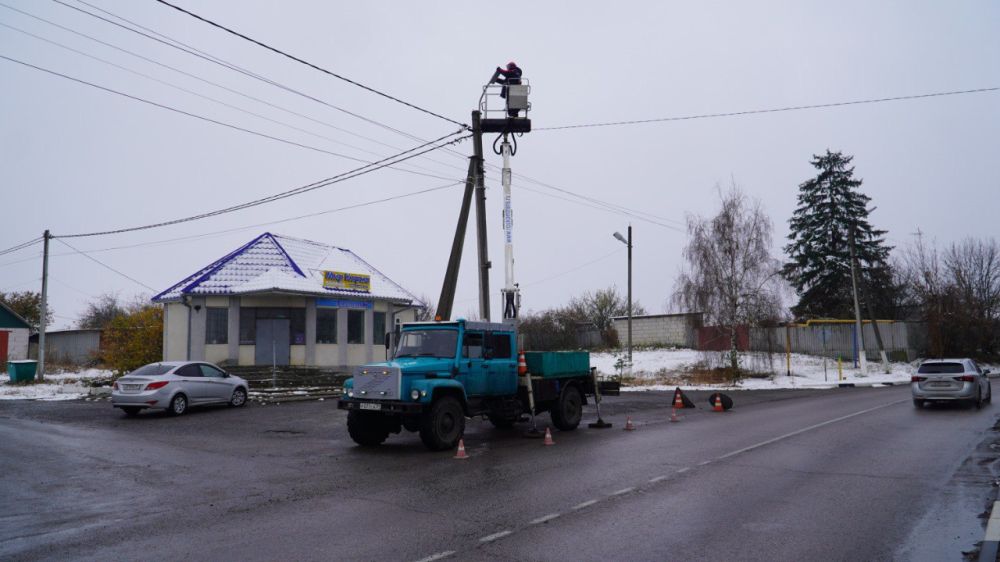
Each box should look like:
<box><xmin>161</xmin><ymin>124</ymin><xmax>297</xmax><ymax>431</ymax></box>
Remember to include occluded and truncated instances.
<box><xmin>373</xmin><ymin>311</ymin><xmax>386</xmax><ymax>346</ymax></box>
<box><xmin>317</xmin><ymin>308</ymin><xmax>337</xmax><ymax>344</ymax></box>
<box><xmin>290</xmin><ymin>308</ymin><xmax>305</xmax><ymax>345</ymax></box>
<box><xmin>239</xmin><ymin>307</ymin><xmax>256</xmax><ymax>344</ymax></box>
<box><xmin>206</xmin><ymin>307</ymin><xmax>228</xmax><ymax>344</ymax></box>
<box><xmin>347</xmin><ymin>310</ymin><xmax>365</xmax><ymax>344</ymax></box>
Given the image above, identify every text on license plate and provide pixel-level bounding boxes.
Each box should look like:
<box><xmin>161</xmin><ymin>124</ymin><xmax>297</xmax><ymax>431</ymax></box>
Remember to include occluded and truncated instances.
<box><xmin>123</xmin><ymin>384</ymin><xmax>142</xmax><ymax>390</ymax></box>
<box><xmin>359</xmin><ymin>402</ymin><xmax>382</xmax><ymax>411</ymax></box>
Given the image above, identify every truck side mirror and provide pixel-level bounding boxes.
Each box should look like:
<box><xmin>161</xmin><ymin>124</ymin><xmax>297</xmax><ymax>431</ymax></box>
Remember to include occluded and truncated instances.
<box><xmin>384</xmin><ymin>333</ymin><xmax>391</xmax><ymax>348</ymax></box>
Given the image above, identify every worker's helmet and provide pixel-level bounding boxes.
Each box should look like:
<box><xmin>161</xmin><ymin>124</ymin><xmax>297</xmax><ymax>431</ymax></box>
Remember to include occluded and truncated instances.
<box><xmin>507</xmin><ymin>61</ymin><xmax>518</xmax><ymax>70</ymax></box>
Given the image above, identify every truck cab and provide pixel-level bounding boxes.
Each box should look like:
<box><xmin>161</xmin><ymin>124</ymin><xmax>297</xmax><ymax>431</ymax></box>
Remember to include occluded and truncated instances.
<box><xmin>338</xmin><ymin>319</ymin><xmax>522</xmax><ymax>450</ymax></box>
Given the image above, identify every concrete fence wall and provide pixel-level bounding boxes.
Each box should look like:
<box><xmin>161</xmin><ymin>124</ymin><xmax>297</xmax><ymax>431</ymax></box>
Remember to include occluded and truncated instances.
<box><xmin>611</xmin><ymin>313</ymin><xmax>703</xmax><ymax>348</ymax></box>
<box><xmin>696</xmin><ymin>321</ymin><xmax>924</xmax><ymax>362</ymax></box>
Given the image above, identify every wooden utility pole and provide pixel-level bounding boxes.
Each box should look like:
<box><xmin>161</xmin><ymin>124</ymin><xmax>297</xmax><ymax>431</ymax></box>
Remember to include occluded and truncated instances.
<box><xmin>37</xmin><ymin>230</ymin><xmax>50</xmax><ymax>382</ymax></box>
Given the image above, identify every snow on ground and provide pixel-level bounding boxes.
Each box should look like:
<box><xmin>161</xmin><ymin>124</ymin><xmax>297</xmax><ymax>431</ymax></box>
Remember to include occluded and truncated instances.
<box><xmin>0</xmin><ymin>369</ymin><xmax>113</xmax><ymax>401</ymax></box>
<box><xmin>591</xmin><ymin>348</ymin><xmax>920</xmax><ymax>391</ymax></box>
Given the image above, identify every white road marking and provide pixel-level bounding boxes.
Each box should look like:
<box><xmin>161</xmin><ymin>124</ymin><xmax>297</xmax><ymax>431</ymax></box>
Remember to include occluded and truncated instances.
<box><xmin>414</xmin><ymin>551</ymin><xmax>455</xmax><ymax>562</ymax></box>
<box><xmin>529</xmin><ymin>513</ymin><xmax>561</xmax><ymax>525</ymax></box>
<box><xmin>716</xmin><ymin>399</ymin><xmax>908</xmax><ymax>461</ymax></box>
<box><xmin>697</xmin><ymin>460</ymin><xmax>712</xmax><ymax>466</ymax></box>
<box><xmin>611</xmin><ymin>487</ymin><xmax>635</xmax><ymax>496</ymax></box>
<box><xmin>677</xmin><ymin>467</ymin><xmax>691</xmax><ymax>473</ymax></box>
<box><xmin>572</xmin><ymin>499</ymin><xmax>598</xmax><ymax>510</ymax></box>
<box><xmin>479</xmin><ymin>530</ymin><xmax>512</xmax><ymax>543</ymax></box>
<box><xmin>649</xmin><ymin>475</ymin><xmax>668</xmax><ymax>483</ymax></box>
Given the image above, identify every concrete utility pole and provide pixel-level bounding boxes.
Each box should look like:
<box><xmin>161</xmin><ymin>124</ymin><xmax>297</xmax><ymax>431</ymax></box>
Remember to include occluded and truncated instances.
<box><xmin>436</xmin><ymin>157</ymin><xmax>477</xmax><ymax>321</ymax></box>
<box><xmin>37</xmin><ymin>229</ymin><xmax>50</xmax><ymax>382</ymax></box>
<box><xmin>613</xmin><ymin>227</ymin><xmax>632</xmax><ymax>364</ymax></box>
<box><xmin>848</xmin><ymin>228</ymin><xmax>868</xmax><ymax>373</ymax></box>
<box><xmin>472</xmin><ymin>111</ymin><xmax>491</xmax><ymax>322</ymax></box>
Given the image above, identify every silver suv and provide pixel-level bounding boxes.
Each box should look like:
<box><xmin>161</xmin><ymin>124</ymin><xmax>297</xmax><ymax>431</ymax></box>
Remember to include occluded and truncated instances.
<box><xmin>911</xmin><ymin>358</ymin><xmax>992</xmax><ymax>409</ymax></box>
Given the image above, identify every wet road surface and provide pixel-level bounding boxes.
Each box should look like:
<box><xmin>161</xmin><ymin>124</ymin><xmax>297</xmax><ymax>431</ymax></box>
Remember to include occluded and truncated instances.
<box><xmin>1</xmin><ymin>386</ymin><xmax>997</xmax><ymax>561</ymax></box>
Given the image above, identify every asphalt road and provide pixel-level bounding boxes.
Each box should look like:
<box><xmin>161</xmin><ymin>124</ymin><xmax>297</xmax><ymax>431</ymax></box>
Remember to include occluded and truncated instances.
<box><xmin>1</xmin><ymin>386</ymin><xmax>998</xmax><ymax>561</ymax></box>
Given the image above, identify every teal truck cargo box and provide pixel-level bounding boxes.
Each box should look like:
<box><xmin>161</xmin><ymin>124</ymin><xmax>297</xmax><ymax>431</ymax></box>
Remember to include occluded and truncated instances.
<box><xmin>524</xmin><ymin>351</ymin><xmax>589</xmax><ymax>377</ymax></box>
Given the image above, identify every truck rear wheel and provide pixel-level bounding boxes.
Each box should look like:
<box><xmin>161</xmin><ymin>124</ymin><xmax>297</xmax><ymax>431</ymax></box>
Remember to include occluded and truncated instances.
<box><xmin>551</xmin><ymin>385</ymin><xmax>583</xmax><ymax>431</ymax></box>
<box><xmin>419</xmin><ymin>395</ymin><xmax>465</xmax><ymax>451</ymax></box>
<box><xmin>347</xmin><ymin>411</ymin><xmax>391</xmax><ymax>447</ymax></box>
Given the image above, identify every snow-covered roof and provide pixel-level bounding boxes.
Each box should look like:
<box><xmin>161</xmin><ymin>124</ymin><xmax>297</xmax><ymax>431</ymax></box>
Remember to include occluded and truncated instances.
<box><xmin>153</xmin><ymin>233</ymin><xmax>423</xmax><ymax>306</ymax></box>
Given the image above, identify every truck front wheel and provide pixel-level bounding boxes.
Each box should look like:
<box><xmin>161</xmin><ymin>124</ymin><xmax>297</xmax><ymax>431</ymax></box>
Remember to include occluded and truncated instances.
<box><xmin>347</xmin><ymin>411</ymin><xmax>391</xmax><ymax>447</ymax></box>
<box><xmin>551</xmin><ymin>385</ymin><xmax>583</xmax><ymax>431</ymax></box>
<box><xmin>419</xmin><ymin>396</ymin><xmax>465</xmax><ymax>451</ymax></box>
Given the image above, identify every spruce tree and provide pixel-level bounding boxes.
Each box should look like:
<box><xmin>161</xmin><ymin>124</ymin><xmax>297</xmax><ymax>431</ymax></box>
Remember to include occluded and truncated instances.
<box><xmin>782</xmin><ymin>150</ymin><xmax>893</xmax><ymax>319</ymax></box>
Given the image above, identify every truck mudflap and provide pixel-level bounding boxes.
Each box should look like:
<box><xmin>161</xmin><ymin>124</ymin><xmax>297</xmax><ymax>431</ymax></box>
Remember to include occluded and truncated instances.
<box><xmin>337</xmin><ymin>399</ymin><xmax>425</xmax><ymax>414</ymax></box>
<box><xmin>598</xmin><ymin>379</ymin><xmax>621</xmax><ymax>396</ymax></box>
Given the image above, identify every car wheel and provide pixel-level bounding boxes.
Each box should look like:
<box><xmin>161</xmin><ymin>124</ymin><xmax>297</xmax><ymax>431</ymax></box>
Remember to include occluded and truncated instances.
<box><xmin>986</xmin><ymin>382</ymin><xmax>992</xmax><ymax>404</ymax></box>
<box><xmin>419</xmin><ymin>395</ymin><xmax>465</xmax><ymax>451</ymax></box>
<box><xmin>229</xmin><ymin>387</ymin><xmax>247</xmax><ymax>407</ymax></box>
<box><xmin>122</xmin><ymin>406</ymin><xmax>141</xmax><ymax>417</ymax></box>
<box><xmin>551</xmin><ymin>385</ymin><xmax>583</xmax><ymax>431</ymax></box>
<box><xmin>975</xmin><ymin>389</ymin><xmax>983</xmax><ymax>410</ymax></box>
<box><xmin>169</xmin><ymin>394</ymin><xmax>188</xmax><ymax>416</ymax></box>
<box><xmin>912</xmin><ymin>399</ymin><xmax>924</xmax><ymax>409</ymax></box>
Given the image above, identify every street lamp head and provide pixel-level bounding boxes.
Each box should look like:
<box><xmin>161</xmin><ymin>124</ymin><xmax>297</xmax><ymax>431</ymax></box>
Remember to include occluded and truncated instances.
<box><xmin>613</xmin><ymin>231</ymin><xmax>627</xmax><ymax>245</ymax></box>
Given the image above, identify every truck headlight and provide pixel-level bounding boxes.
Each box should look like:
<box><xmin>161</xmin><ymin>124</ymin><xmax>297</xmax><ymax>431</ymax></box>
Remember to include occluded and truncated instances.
<box><xmin>347</xmin><ymin>389</ymin><xmax>354</xmax><ymax>398</ymax></box>
<box><xmin>410</xmin><ymin>389</ymin><xmax>421</xmax><ymax>401</ymax></box>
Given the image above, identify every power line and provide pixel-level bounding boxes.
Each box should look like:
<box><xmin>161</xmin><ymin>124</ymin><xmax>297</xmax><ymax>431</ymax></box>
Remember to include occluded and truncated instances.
<box><xmin>56</xmin><ymin>131</ymin><xmax>469</xmax><ymax>238</ymax></box>
<box><xmin>0</xmin><ymin>236</ymin><xmax>42</xmax><ymax>257</ymax></box>
<box><xmin>151</xmin><ymin>0</ymin><xmax>467</xmax><ymax>129</ymax></box>
<box><xmin>0</xmin><ymin>20</ymin><xmax>456</xmax><ymax>182</ymax></box>
<box><xmin>55</xmin><ymin>239</ymin><xmax>156</xmax><ymax>291</ymax></box>
<box><xmin>537</xmin><ymin>87</ymin><xmax>1000</xmax><ymax>131</ymax></box>
<box><xmin>49</xmin><ymin>0</ymin><xmax>455</xmax><ymax>150</ymax></box>
<box><xmin>1</xmin><ymin>2</ymin><xmax>466</xmax><ymax>181</ymax></box>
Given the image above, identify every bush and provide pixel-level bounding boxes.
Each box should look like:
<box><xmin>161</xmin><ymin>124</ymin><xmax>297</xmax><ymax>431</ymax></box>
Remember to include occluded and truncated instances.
<box><xmin>102</xmin><ymin>305</ymin><xmax>163</xmax><ymax>376</ymax></box>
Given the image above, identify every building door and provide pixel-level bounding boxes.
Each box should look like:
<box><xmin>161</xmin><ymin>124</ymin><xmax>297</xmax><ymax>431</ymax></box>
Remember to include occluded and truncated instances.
<box><xmin>0</xmin><ymin>331</ymin><xmax>8</xmax><ymax>365</ymax></box>
<box><xmin>255</xmin><ymin>319</ymin><xmax>290</xmax><ymax>366</ymax></box>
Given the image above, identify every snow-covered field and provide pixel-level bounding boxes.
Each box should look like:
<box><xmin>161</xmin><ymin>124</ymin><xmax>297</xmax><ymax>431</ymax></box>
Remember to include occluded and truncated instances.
<box><xmin>0</xmin><ymin>369</ymin><xmax>112</xmax><ymax>401</ymax></box>
<box><xmin>591</xmin><ymin>348</ymin><xmax>926</xmax><ymax>391</ymax></box>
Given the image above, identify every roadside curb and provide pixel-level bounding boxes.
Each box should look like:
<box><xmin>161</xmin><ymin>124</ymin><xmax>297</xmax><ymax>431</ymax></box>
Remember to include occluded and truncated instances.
<box><xmin>979</xmin><ymin>501</ymin><xmax>1000</xmax><ymax>562</ymax></box>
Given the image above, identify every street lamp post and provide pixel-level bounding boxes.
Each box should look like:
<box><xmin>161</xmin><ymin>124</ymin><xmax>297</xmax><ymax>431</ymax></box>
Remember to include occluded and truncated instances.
<box><xmin>613</xmin><ymin>226</ymin><xmax>632</xmax><ymax>365</ymax></box>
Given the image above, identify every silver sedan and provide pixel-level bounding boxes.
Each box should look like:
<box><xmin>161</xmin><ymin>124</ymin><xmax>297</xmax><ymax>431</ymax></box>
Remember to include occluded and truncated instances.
<box><xmin>111</xmin><ymin>361</ymin><xmax>249</xmax><ymax>416</ymax></box>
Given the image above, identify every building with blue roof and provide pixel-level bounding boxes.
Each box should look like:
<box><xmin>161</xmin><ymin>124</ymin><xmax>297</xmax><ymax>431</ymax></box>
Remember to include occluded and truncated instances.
<box><xmin>152</xmin><ymin>233</ymin><xmax>424</xmax><ymax>369</ymax></box>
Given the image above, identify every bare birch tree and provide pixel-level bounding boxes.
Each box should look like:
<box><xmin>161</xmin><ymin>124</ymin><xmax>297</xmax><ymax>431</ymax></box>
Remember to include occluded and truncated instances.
<box><xmin>672</xmin><ymin>184</ymin><xmax>784</xmax><ymax>377</ymax></box>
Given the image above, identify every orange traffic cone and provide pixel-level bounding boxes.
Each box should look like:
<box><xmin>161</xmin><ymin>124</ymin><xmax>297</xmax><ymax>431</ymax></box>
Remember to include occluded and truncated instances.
<box><xmin>673</xmin><ymin>388</ymin><xmax>685</xmax><ymax>409</ymax></box>
<box><xmin>624</xmin><ymin>416</ymin><xmax>636</xmax><ymax>431</ymax></box>
<box><xmin>454</xmin><ymin>439</ymin><xmax>469</xmax><ymax>459</ymax></box>
<box><xmin>713</xmin><ymin>394</ymin><xmax>724</xmax><ymax>412</ymax></box>
<box><xmin>543</xmin><ymin>427</ymin><xmax>555</xmax><ymax>446</ymax></box>
<box><xmin>517</xmin><ymin>352</ymin><xmax>528</xmax><ymax>376</ymax></box>
<box><xmin>670</xmin><ymin>408</ymin><xmax>680</xmax><ymax>422</ymax></box>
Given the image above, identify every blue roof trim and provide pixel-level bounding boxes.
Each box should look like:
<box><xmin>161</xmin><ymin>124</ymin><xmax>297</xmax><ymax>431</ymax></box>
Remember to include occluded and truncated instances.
<box><xmin>180</xmin><ymin>232</ymin><xmax>282</xmax><ymax>295</ymax></box>
<box><xmin>269</xmin><ymin>234</ymin><xmax>306</xmax><ymax>278</ymax></box>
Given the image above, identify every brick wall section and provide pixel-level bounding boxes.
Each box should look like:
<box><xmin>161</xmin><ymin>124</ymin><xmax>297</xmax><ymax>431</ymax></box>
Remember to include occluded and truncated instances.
<box><xmin>611</xmin><ymin>313</ymin><xmax>703</xmax><ymax>347</ymax></box>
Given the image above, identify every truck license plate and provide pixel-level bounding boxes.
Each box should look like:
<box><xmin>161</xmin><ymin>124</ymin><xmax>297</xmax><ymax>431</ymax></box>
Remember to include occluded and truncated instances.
<box><xmin>359</xmin><ymin>402</ymin><xmax>382</xmax><ymax>411</ymax></box>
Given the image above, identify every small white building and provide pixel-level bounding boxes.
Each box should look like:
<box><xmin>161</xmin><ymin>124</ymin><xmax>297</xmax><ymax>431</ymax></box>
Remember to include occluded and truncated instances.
<box><xmin>152</xmin><ymin>233</ymin><xmax>423</xmax><ymax>369</ymax></box>
<box><xmin>0</xmin><ymin>301</ymin><xmax>31</xmax><ymax>365</ymax></box>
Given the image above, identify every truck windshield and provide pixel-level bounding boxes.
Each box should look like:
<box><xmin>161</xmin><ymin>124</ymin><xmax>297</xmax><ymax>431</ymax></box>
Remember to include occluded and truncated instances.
<box><xmin>395</xmin><ymin>329</ymin><xmax>458</xmax><ymax>358</ymax></box>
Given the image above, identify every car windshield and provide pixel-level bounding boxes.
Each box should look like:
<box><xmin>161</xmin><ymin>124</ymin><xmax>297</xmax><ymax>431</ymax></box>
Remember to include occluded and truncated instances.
<box><xmin>395</xmin><ymin>329</ymin><xmax>458</xmax><ymax>358</ymax></box>
<box><xmin>128</xmin><ymin>363</ymin><xmax>175</xmax><ymax>377</ymax></box>
<box><xmin>917</xmin><ymin>362</ymin><xmax>965</xmax><ymax>374</ymax></box>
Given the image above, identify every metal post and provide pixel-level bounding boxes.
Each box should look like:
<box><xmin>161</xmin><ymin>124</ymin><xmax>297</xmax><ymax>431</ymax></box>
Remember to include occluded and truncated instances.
<box><xmin>848</xmin><ymin>228</ymin><xmax>868</xmax><ymax>373</ymax></box>
<box><xmin>37</xmin><ymin>230</ymin><xmax>50</xmax><ymax>382</ymax></box>
<box><xmin>627</xmin><ymin>225</ymin><xmax>632</xmax><ymax>364</ymax></box>
<box><xmin>471</xmin><ymin>110</ymin><xmax>491</xmax><ymax>321</ymax></box>
<box><xmin>436</xmin><ymin>158</ymin><xmax>477</xmax><ymax>321</ymax></box>
<box><xmin>271</xmin><ymin>339</ymin><xmax>276</xmax><ymax>389</ymax></box>
<box><xmin>785</xmin><ymin>323</ymin><xmax>791</xmax><ymax>376</ymax></box>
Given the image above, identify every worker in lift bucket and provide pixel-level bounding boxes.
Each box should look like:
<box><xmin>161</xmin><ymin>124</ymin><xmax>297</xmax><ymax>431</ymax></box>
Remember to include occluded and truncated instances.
<box><xmin>491</xmin><ymin>61</ymin><xmax>522</xmax><ymax>117</ymax></box>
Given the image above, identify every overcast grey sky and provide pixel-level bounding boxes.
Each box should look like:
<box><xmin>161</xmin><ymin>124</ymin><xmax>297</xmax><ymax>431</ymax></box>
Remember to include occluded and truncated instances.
<box><xmin>1</xmin><ymin>0</ymin><xmax>997</xmax><ymax>329</ymax></box>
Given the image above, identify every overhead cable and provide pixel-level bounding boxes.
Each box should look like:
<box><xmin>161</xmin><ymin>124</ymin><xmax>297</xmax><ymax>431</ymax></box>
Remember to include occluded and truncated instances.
<box><xmin>538</xmin><ymin>87</ymin><xmax>1000</xmax><ymax>131</ymax></box>
<box><xmin>56</xmin><ymin>239</ymin><xmax>156</xmax><ymax>291</ymax></box>
<box><xmin>55</xmin><ymin>131</ymin><xmax>470</xmax><ymax>238</ymax></box>
<box><xmin>151</xmin><ymin>0</ymin><xmax>468</xmax><ymax>129</ymax></box>
<box><xmin>0</xmin><ymin>236</ymin><xmax>42</xmax><ymax>257</ymax></box>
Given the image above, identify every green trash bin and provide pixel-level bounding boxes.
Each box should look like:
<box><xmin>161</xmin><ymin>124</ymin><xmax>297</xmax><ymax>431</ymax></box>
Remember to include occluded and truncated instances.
<box><xmin>7</xmin><ymin>360</ymin><xmax>38</xmax><ymax>383</ymax></box>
